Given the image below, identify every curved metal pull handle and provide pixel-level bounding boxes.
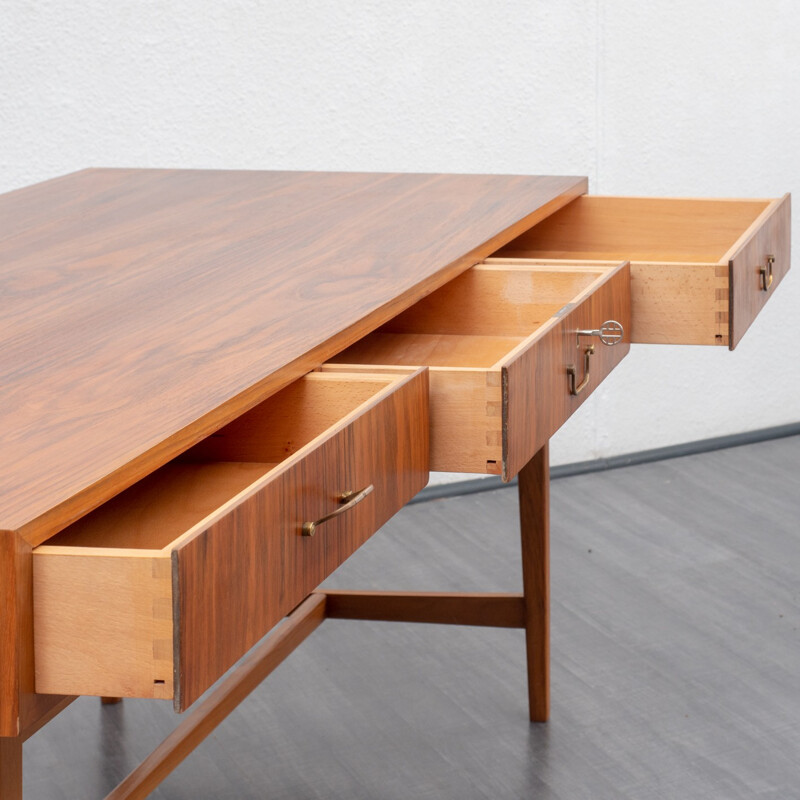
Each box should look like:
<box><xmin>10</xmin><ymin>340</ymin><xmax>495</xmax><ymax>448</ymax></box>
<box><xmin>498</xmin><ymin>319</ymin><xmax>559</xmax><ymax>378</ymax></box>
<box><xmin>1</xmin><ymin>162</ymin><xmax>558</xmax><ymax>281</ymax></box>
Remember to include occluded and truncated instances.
<box><xmin>567</xmin><ymin>345</ymin><xmax>595</xmax><ymax>396</ymax></box>
<box><xmin>760</xmin><ymin>255</ymin><xmax>775</xmax><ymax>291</ymax></box>
<box><xmin>301</xmin><ymin>484</ymin><xmax>374</xmax><ymax>537</ymax></box>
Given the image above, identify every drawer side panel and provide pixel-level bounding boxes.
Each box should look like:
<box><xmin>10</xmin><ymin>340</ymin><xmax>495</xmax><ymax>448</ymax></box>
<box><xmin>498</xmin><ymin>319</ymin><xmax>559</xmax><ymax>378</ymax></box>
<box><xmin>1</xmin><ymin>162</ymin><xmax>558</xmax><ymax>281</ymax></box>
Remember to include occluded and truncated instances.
<box><xmin>33</xmin><ymin>553</ymin><xmax>173</xmax><ymax>698</ymax></box>
<box><xmin>629</xmin><ymin>262</ymin><xmax>727</xmax><ymax>346</ymax></box>
<box><xmin>427</xmin><ymin>370</ymin><xmax>503</xmax><ymax>474</ymax></box>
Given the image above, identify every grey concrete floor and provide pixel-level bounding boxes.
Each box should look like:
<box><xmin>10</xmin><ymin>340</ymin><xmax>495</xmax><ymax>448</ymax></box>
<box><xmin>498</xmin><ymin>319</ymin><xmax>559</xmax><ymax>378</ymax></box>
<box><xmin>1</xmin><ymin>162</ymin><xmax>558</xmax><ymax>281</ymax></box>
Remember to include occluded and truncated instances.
<box><xmin>23</xmin><ymin>435</ymin><xmax>800</xmax><ymax>799</ymax></box>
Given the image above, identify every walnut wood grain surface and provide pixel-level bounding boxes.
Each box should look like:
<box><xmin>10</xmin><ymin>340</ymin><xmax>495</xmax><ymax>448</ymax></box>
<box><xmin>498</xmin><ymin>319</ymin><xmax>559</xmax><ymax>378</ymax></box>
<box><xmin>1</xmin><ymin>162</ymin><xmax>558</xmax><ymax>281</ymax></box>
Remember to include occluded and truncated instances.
<box><xmin>0</xmin><ymin>169</ymin><xmax>585</xmax><ymax>544</ymax></box>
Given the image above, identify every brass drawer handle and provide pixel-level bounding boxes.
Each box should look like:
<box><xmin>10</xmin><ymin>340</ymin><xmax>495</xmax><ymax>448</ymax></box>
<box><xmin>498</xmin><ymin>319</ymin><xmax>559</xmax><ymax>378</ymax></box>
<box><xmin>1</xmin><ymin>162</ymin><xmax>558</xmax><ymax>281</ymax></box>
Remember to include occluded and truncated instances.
<box><xmin>760</xmin><ymin>254</ymin><xmax>775</xmax><ymax>291</ymax></box>
<box><xmin>301</xmin><ymin>484</ymin><xmax>374</xmax><ymax>537</ymax></box>
<box><xmin>567</xmin><ymin>345</ymin><xmax>595</xmax><ymax>396</ymax></box>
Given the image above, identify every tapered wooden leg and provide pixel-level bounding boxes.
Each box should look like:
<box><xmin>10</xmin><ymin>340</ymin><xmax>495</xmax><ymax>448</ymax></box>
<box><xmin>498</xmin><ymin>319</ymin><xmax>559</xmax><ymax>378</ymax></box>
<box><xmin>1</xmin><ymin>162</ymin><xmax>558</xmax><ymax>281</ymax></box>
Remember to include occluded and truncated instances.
<box><xmin>0</xmin><ymin>736</ymin><xmax>23</xmax><ymax>800</ymax></box>
<box><xmin>518</xmin><ymin>442</ymin><xmax>550</xmax><ymax>722</ymax></box>
<box><xmin>101</xmin><ymin>697</ymin><xmax>123</xmax><ymax>705</ymax></box>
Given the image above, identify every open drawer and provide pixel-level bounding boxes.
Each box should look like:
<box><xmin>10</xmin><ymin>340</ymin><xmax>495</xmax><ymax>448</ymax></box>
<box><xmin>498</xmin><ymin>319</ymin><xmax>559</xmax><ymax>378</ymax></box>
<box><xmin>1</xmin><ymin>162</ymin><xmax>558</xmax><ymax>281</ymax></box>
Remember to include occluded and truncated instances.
<box><xmin>33</xmin><ymin>370</ymin><xmax>429</xmax><ymax>711</ymax></box>
<box><xmin>327</xmin><ymin>262</ymin><xmax>630</xmax><ymax>479</ymax></box>
<box><xmin>495</xmin><ymin>194</ymin><xmax>791</xmax><ymax>349</ymax></box>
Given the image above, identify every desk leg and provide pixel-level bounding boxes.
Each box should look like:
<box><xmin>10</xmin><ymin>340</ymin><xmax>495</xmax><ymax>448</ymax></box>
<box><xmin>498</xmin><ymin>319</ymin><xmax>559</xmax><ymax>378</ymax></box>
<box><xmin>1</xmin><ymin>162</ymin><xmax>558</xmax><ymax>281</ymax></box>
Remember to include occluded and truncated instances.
<box><xmin>0</xmin><ymin>735</ymin><xmax>23</xmax><ymax>800</ymax></box>
<box><xmin>518</xmin><ymin>442</ymin><xmax>550</xmax><ymax>723</ymax></box>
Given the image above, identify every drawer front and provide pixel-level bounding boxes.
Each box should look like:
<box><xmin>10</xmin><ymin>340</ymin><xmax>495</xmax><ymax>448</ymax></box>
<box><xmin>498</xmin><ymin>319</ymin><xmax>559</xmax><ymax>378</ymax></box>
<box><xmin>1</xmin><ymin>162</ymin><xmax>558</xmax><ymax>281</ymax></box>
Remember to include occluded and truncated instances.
<box><xmin>502</xmin><ymin>263</ymin><xmax>631</xmax><ymax>479</ymax></box>
<box><xmin>173</xmin><ymin>370</ymin><xmax>428</xmax><ymax>710</ymax></box>
<box><xmin>729</xmin><ymin>194</ymin><xmax>791</xmax><ymax>348</ymax></box>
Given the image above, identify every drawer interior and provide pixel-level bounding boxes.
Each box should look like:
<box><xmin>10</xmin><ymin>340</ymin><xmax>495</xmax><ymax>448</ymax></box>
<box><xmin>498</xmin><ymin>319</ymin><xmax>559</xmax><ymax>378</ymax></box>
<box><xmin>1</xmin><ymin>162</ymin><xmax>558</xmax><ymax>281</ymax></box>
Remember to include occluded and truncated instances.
<box><xmin>497</xmin><ymin>196</ymin><xmax>772</xmax><ymax>263</ymax></box>
<box><xmin>332</xmin><ymin>264</ymin><xmax>611</xmax><ymax>370</ymax></box>
<box><xmin>44</xmin><ymin>373</ymin><xmax>402</xmax><ymax>552</ymax></box>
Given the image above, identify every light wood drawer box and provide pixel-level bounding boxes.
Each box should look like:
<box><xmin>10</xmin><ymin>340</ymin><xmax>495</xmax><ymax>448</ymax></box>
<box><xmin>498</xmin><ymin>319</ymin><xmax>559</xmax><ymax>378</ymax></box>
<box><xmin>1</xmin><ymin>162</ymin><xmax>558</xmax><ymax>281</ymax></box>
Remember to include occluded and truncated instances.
<box><xmin>327</xmin><ymin>262</ymin><xmax>630</xmax><ymax>479</ymax></box>
<box><xmin>495</xmin><ymin>194</ymin><xmax>791</xmax><ymax>349</ymax></box>
<box><xmin>32</xmin><ymin>370</ymin><xmax>429</xmax><ymax>711</ymax></box>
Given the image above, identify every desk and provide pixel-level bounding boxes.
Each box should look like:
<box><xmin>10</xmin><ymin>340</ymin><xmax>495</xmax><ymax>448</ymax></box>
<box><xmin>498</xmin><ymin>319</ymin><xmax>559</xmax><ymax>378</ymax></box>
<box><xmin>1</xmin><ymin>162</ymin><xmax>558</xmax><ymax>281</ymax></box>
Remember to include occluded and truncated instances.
<box><xmin>0</xmin><ymin>170</ymin><xmax>790</xmax><ymax>798</ymax></box>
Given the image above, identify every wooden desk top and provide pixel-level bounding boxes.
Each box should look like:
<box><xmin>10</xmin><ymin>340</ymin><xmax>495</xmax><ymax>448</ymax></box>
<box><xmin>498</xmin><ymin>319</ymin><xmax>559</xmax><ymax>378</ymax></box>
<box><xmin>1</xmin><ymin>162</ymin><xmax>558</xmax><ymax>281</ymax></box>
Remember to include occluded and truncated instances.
<box><xmin>0</xmin><ymin>169</ymin><xmax>585</xmax><ymax>543</ymax></box>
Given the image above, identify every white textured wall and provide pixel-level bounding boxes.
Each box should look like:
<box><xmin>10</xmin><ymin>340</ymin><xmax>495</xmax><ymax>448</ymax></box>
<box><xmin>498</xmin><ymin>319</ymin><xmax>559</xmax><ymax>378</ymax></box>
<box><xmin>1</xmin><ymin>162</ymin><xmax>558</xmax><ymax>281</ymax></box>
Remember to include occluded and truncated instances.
<box><xmin>2</xmin><ymin>1</ymin><xmax>798</xmax><ymax>477</ymax></box>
